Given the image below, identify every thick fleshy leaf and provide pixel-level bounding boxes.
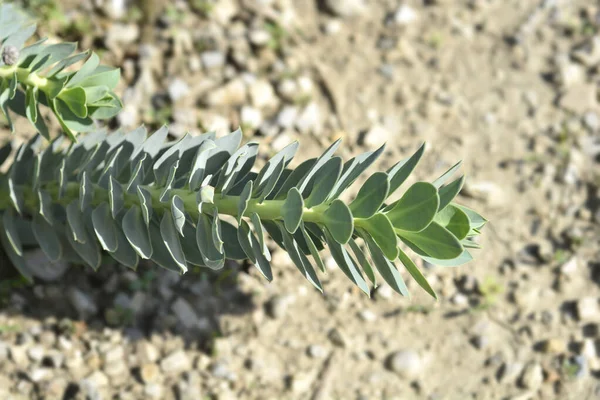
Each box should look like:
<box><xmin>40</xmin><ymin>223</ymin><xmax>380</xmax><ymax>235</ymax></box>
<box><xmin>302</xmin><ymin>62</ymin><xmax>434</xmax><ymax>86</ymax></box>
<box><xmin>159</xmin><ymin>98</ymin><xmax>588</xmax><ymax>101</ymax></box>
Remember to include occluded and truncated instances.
<box><xmin>66</xmin><ymin>200</ymin><xmax>88</xmax><ymax>243</ymax></box>
<box><xmin>348</xmin><ymin>238</ymin><xmax>376</xmax><ymax>287</ymax></box>
<box><xmin>66</xmin><ymin>52</ymin><xmax>100</xmax><ymax>88</ymax></box>
<box><xmin>220</xmin><ymin>221</ymin><xmax>247</xmax><ymax>260</ymax></box>
<box><xmin>171</xmin><ymin>196</ymin><xmax>186</xmax><ymax>236</ymax></box>
<box><xmin>361</xmin><ymin>230</ymin><xmax>409</xmax><ymax>297</ymax></box>
<box><xmin>322</xmin><ymin>199</ymin><xmax>353</xmax><ymax>244</ymax></box>
<box><xmin>148</xmin><ymin>221</ymin><xmax>182</xmax><ymax>273</ymax></box>
<box><xmin>329</xmin><ymin>144</ymin><xmax>385</xmax><ymax>200</ymax></box>
<box><xmin>107</xmin><ymin>224</ymin><xmax>139</xmax><ymax>269</ymax></box>
<box><xmin>92</xmin><ymin>203</ymin><xmax>118</xmax><ymax>252</ymax></box>
<box><xmin>237</xmin><ymin>219</ymin><xmax>256</xmax><ymax>263</ymax></box>
<box><xmin>254</xmin><ymin>141</ymin><xmax>298</xmax><ymax>201</ymax></box>
<box><xmin>386</xmin><ymin>143</ymin><xmax>425</xmax><ymax>196</ymax></box>
<box><xmin>282</xmin><ymin>187</ymin><xmax>303</xmax><ymax>234</ymax></box>
<box><xmin>137</xmin><ymin>187</ymin><xmax>153</xmax><ymax>227</ymax></box>
<box><xmin>299</xmin><ymin>223</ymin><xmax>325</xmax><ymax>273</ymax></box>
<box><xmin>37</xmin><ymin>190</ymin><xmax>54</xmax><ymax>224</ymax></box>
<box><xmin>197</xmin><ymin>212</ymin><xmax>225</xmax><ymax>270</ymax></box>
<box><xmin>385</xmin><ymin>182</ymin><xmax>439</xmax><ymax>232</ymax></box>
<box><xmin>109</xmin><ymin>176</ymin><xmax>124</xmax><ymax>218</ymax></box>
<box><xmin>324</xmin><ymin>228</ymin><xmax>370</xmax><ymax>295</ymax></box>
<box><xmin>250</xmin><ymin>212</ymin><xmax>270</xmax><ymax>261</ymax></box>
<box><xmin>278</xmin><ymin>222</ymin><xmax>322</xmax><ymax>292</ymax></box>
<box><xmin>272</xmin><ymin>158</ymin><xmax>316</xmax><ymax>200</ymax></box>
<box><xmin>438</xmin><ymin>175</ymin><xmax>465</xmax><ymax>211</ymax></box>
<box><xmin>160</xmin><ymin>212</ymin><xmax>188</xmax><ymax>273</ymax></box>
<box><xmin>398</xmin><ymin>248</ymin><xmax>436</xmax><ymax>299</ymax></box>
<box><xmin>79</xmin><ymin>171</ymin><xmax>92</xmax><ymax>211</ymax></box>
<box><xmin>455</xmin><ymin>204</ymin><xmax>487</xmax><ymax>229</ymax></box>
<box><xmin>237</xmin><ymin>181</ymin><xmax>253</xmax><ymax>223</ymax></box>
<box><xmin>433</xmin><ymin>161</ymin><xmax>462</xmax><ymax>188</ymax></box>
<box><xmin>0</xmin><ymin>225</ymin><xmax>32</xmax><ymax>282</ymax></box>
<box><xmin>435</xmin><ymin>205</ymin><xmax>470</xmax><ymax>240</ymax></box>
<box><xmin>3</xmin><ymin>207</ymin><xmax>22</xmax><ymax>256</ymax></box>
<box><xmin>297</xmin><ymin>139</ymin><xmax>341</xmax><ymax>193</ymax></box>
<box><xmin>356</xmin><ymin>213</ymin><xmax>398</xmax><ymax>260</ymax></box>
<box><xmin>123</xmin><ymin>206</ymin><xmax>153</xmax><ymax>259</ymax></box>
<box><xmin>188</xmin><ymin>140</ymin><xmax>216</xmax><ymax>190</ymax></box>
<box><xmin>304</xmin><ymin>156</ymin><xmax>342</xmax><ymax>207</ymax></box>
<box><xmin>398</xmin><ymin>222</ymin><xmax>463</xmax><ymax>260</ymax></box>
<box><xmin>349</xmin><ymin>172</ymin><xmax>389</xmax><ymax>218</ymax></box>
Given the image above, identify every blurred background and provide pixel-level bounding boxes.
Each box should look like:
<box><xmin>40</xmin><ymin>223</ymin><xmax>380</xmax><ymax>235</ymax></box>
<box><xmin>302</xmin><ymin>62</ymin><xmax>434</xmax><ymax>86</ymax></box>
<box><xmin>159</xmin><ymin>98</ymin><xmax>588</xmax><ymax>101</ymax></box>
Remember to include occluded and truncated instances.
<box><xmin>1</xmin><ymin>0</ymin><xmax>600</xmax><ymax>399</ymax></box>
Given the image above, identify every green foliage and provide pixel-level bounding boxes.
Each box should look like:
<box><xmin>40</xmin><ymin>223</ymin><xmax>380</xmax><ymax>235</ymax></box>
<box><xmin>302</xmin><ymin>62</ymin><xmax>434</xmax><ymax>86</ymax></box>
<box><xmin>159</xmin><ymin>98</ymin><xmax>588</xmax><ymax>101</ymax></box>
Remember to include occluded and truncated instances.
<box><xmin>0</xmin><ymin>126</ymin><xmax>486</xmax><ymax>298</ymax></box>
<box><xmin>0</xmin><ymin>3</ymin><xmax>487</xmax><ymax>299</ymax></box>
<box><xmin>0</xmin><ymin>3</ymin><xmax>121</xmax><ymax>141</ymax></box>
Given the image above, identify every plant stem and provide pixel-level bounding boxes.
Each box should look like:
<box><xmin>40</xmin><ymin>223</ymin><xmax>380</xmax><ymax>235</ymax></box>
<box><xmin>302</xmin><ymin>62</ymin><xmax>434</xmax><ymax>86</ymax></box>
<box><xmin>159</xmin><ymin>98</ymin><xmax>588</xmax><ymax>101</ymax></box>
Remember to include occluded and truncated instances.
<box><xmin>0</xmin><ymin>179</ymin><xmax>326</xmax><ymax>226</ymax></box>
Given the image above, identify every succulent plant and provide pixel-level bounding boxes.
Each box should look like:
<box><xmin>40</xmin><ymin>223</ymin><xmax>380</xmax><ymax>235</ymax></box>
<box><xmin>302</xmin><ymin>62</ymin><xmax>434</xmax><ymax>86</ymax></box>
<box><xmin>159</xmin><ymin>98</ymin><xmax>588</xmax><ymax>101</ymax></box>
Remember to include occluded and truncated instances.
<box><xmin>0</xmin><ymin>3</ymin><xmax>486</xmax><ymax>298</ymax></box>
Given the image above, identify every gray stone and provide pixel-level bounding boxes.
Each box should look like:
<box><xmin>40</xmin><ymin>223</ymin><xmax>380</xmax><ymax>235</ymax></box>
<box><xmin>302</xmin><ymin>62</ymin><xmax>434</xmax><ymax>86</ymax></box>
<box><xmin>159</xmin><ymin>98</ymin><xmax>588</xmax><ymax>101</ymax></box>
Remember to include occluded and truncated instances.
<box><xmin>27</xmin><ymin>345</ymin><xmax>45</xmax><ymax>362</ymax></box>
<box><xmin>560</xmin><ymin>84</ymin><xmax>598</xmax><ymax>115</ymax></box>
<box><xmin>358</xmin><ymin>310</ymin><xmax>377</xmax><ymax>322</ymax></box>
<box><xmin>240</xmin><ymin>106</ymin><xmax>263</xmax><ymax>129</ymax></box>
<box><xmin>206</xmin><ymin>78</ymin><xmax>247</xmax><ymax>106</ymax></box>
<box><xmin>276</xmin><ymin>106</ymin><xmax>299</xmax><ymax>128</ymax></box>
<box><xmin>325</xmin><ymin>0</ymin><xmax>367</xmax><ymax>17</ymax></box>
<box><xmin>519</xmin><ymin>362</ymin><xmax>543</xmax><ymax>390</ymax></box>
<box><xmin>497</xmin><ymin>362</ymin><xmax>524</xmax><ymax>383</ymax></box>
<box><xmin>572</xmin><ymin>35</ymin><xmax>600</xmax><ymax>67</ymax></box>
<box><xmin>577</xmin><ymin>297</ymin><xmax>600</xmax><ymax>321</ymax></box>
<box><xmin>105</xmin><ymin>23</ymin><xmax>139</xmax><ymax>53</ymax></box>
<box><xmin>328</xmin><ymin>328</ymin><xmax>348</xmax><ymax>348</ymax></box>
<box><xmin>386</xmin><ymin>350</ymin><xmax>423</xmax><ymax>379</ymax></box>
<box><xmin>137</xmin><ymin>341</ymin><xmax>160</xmax><ymax>363</ymax></box>
<box><xmin>295</xmin><ymin>102</ymin><xmax>321</xmax><ymax>133</ymax></box>
<box><xmin>171</xmin><ymin>297</ymin><xmax>201</xmax><ymax>330</ymax></box>
<box><xmin>168</xmin><ymin>78</ymin><xmax>191</xmax><ymax>102</ymax></box>
<box><xmin>201</xmin><ymin>51</ymin><xmax>225</xmax><ymax>69</ymax></box>
<box><xmin>28</xmin><ymin>367</ymin><xmax>51</xmax><ymax>382</ymax></box>
<box><xmin>583</xmin><ymin>111</ymin><xmax>600</xmax><ymax>132</ymax></box>
<box><xmin>266</xmin><ymin>295</ymin><xmax>291</xmax><ymax>319</ymax></box>
<box><xmin>249</xmin><ymin>29</ymin><xmax>271</xmax><ymax>46</ymax></box>
<box><xmin>210</xmin><ymin>361</ymin><xmax>237</xmax><ymax>381</ymax></box>
<box><xmin>160</xmin><ymin>350</ymin><xmax>191</xmax><ymax>375</ymax></box>
<box><xmin>68</xmin><ymin>288</ymin><xmax>98</xmax><ymax>319</ymax></box>
<box><xmin>144</xmin><ymin>383</ymin><xmax>164</xmax><ymax>399</ymax></box>
<box><xmin>140</xmin><ymin>363</ymin><xmax>160</xmax><ymax>383</ymax></box>
<box><xmin>307</xmin><ymin>345</ymin><xmax>327</xmax><ymax>359</ymax></box>
<box><xmin>249</xmin><ymin>79</ymin><xmax>277</xmax><ymax>109</ymax></box>
<box><xmin>392</xmin><ymin>5</ymin><xmax>418</xmax><ymax>25</ymax></box>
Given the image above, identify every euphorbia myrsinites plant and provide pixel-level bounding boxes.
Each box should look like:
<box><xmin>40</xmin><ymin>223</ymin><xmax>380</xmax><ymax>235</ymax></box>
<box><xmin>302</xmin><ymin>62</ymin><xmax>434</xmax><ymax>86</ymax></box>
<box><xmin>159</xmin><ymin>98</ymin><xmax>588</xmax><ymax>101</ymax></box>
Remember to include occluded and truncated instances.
<box><xmin>0</xmin><ymin>3</ymin><xmax>485</xmax><ymax>298</ymax></box>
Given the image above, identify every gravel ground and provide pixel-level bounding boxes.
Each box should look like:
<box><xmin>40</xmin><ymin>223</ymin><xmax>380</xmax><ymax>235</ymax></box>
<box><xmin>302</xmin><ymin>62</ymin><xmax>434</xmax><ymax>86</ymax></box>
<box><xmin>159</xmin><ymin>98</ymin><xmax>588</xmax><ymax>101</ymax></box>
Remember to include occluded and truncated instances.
<box><xmin>1</xmin><ymin>0</ymin><xmax>600</xmax><ymax>399</ymax></box>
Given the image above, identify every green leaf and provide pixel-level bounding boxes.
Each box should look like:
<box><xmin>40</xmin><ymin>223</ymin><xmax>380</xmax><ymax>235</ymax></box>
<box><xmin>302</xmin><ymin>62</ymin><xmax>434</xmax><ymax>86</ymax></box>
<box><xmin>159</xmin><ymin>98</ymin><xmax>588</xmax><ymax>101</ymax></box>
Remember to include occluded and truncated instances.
<box><xmin>324</xmin><ymin>228</ymin><xmax>370</xmax><ymax>295</ymax></box>
<box><xmin>454</xmin><ymin>204</ymin><xmax>487</xmax><ymax>229</ymax></box>
<box><xmin>211</xmin><ymin>209</ymin><xmax>223</xmax><ymax>253</ymax></box>
<box><xmin>322</xmin><ymin>199</ymin><xmax>353</xmax><ymax>244</ymax></box>
<box><xmin>8</xmin><ymin>178</ymin><xmax>24</xmax><ymax>215</ymax></box>
<box><xmin>386</xmin><ymin>143</ymin><xmax>425</xmax><ymax>196</ymax></box>
<box><xmin>66</xmin><ymin>219</ymin><xmax>101</xmax><ymax>270</ymax></box>
<box><xmin>197</xmin><ymin>212</ymin><xmax>225</xmax><ymax>270</ymax></box>
<box><xmin>58</xmin><ymin>87</ymin><xmax>88</xmax><ymax>118</ymax></box>
<box><xmin>385</xmin><ymin>182</ymin><xmax>439</xmax><ymax>232</ymax></box>
<box><xmin>37</xmin><ymin>190</ymin><xmax>54</xmax><ymax>224</ymax></box>
<box><xmin>109</xmin><ymin>176</ymin><xmax>124</xmax><ymax>218</ymax></box>
<box><xmin>435</xmin><ymin>205</ymin><xmax>470</xmax><ymax>240</ymax></box>
<box><xmin>47</xmin><ymin>51</ymin><xmax>89</xmax><ymax>77</ymax></box>
<box><xmin>160</xmin><ymin>212</ymin><xmax>188</xmax><ymax>273</ymax></box>
<box><xmin>254</xmin><ymin>141</ymin><xmax>298</xmax><ymax>201</ymax></box>
<box><xmin>397</xmin><ymin>247</ymin><xmax>436</xmax><ymax>299</ymax></box>
<box><xmin>250</xmin><ymin>212</ymin><xmax>270</xmax><ymax>261</ymax></box>
<box><xmin>25</xmin><ymin>86</ymin><xmax>37</xmax><ymax>123</ymax></box>
<box><xmin>361</xmin><ymin>230</ymin><xmax>409</xmax><ymax>297</ymax></box>
<box><xmin>0</xmin><ymin>223</ymin><xmax>32</xmax><ymax>283</ymax></box>
<box><xmin>419</xmin><ymin>249</ymin><xmax>473</xmax><ymax>267</ymax></box>
<box><xmin>348</xmin><ymin>238</ymin><xmax>376</xmax><ymax>287</ymax></box>
<box><xmin>272</xmin><ymin>158</ymin><xmax>316</xmax><ymax>200</ymax></box>
<box><xmin>78</xmin><ymin>67</ymin><xmax>120</xmax><ymax>90</ymax></box>
<box><xmin>278</xmin><ymin>222</ymin><xmax>323</xmax><ymax>293</ymax></box>
<box><xmin>92</xmin><ymin>203</ymin><xmax>118</xmax><ymax>252</ymax></box>
<box><xmin>123</xmin><ymin>206</ymin><xmax>152</xmax><ymax>259</ymax></box>
<box><xmin>79</xmin><ymin>171</ymin><xmax>92</xmax><ymax>211</ymax></box>
<box><xmin>148</xmin><ymin>221</ymin><xmax>182</xmax><ymax>273</ymax></box>
<box><xmin>249</xmin><ymin>228</ymin><xmax>273</xmax><ymax>281</ymax></box>
<box><xmin>83</xmin><ymin>86</ymin><xmax>109</xmax><ymax>104</ymax></box>
<box><xmin>188</xmin><ymin>140</ymin><xmax>217</xmax><ymax>190</ymax></box>
<box><xmin>433</xmin><ymin>161</ymin><xmax>461</xmax><ymax>188</ymax></box>
<box><xmin>237</xmin><ymin>219</ymin><xmax>256</xmax><ymax>263</ymax></box>
<box><xmin>349</xmin><ymin>172</ymin><xmax>389</xmax><ymax>218</ymax></box>
<box><xmin>237</xmin><ymin>181</ymin><xmax>253</xmax><ymax>223</ymax></box>
<box><xmin>179</xmin><ymin>223</ymin><xmax>205</xmax><ymax>267</ymax></box>
<box><xmin>297</xmin><ymin>139</ymin><xmax>341</xmax><ymax>193</ymax></box>
<box><xmin>107</xmin><ymin>225</ymin><xmax>138</xmax><ymax>269</ymax></box>
<box><xmin>299</xmin><ymin>223</ymin><xmax>325</xmax><ymax>273</ymax></box>
<box><xmin>66</xmin><ymin>200</ymin><xmax>88</xmax><ymax>243</ymax></box>
<box><xmin>0</xmin><ymin>141</ymin><xmax>12</xmax><ymax>166</ymax></box>
<box><xmin>171</xmin><ymin>195</ymin><xmax>186</xmax><ymax>236</ymax></box>
<box><xmin>356</xmin><ymin>213</ymin><xmax>398</xmax><ymax>260</ymax></box>
<box><xmin>137</xmin><ymin>187</ymin><xmax>153</xmax><ymax>227</ymax></box>
<box><xmin>305</xmin><ymin>156</ymin><xmax>342</xmax><ymax>207</ymax></box>
<box><xmin>438</xmin><ymin>175</ymin><xmax>465</xmax><ymax>211</ymax></box>
<box><xmin>328</xmin><ymin>143</ymin><xmax>385</xmax><ymax>200</ymax></box>
<box><xmin>31</xmin><ymin>214</ymin><xmax>62</xmax><ymax>262</ymax></box>
<box><xmin>31</xmin><ymin>42</ymin><xmax>77</xmax><ymax>72</ymax></box>
<box><xmin>398</xmin><ymin>221</ymin><xmax>463</xmax><ymax>260</ymax></box>
<box><xmin>66</xmin><ymin>52</ymin><xmax>100</xmax><ymax>88</ymax></box>
<box><xmin>282</xmin><ymin>187</ymin><xmax>303</xmax><ymax>234</ymax></box>
<box><xmin>3</xmin><ymin>208</ymin><xmax>22</xmax><ymax>256</ymax></box>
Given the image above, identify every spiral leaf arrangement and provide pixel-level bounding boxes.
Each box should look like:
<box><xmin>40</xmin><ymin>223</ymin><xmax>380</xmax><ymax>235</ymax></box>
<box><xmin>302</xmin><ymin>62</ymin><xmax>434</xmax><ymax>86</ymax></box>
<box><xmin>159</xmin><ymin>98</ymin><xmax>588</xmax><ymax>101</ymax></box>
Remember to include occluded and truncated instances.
<box><xmin>0</xmin><ymin>127</ymin><xmax>485</xmax><ymax>298</ymax></box>
<box><xmin>0</xmin><ymin>2</ymin><xmax>486</xmax><ymax>298</ymax></box>
<box><xmin>0</xmin><ymin>3</ymin><xmax>121</xmax><ymax>141</ymax></box>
